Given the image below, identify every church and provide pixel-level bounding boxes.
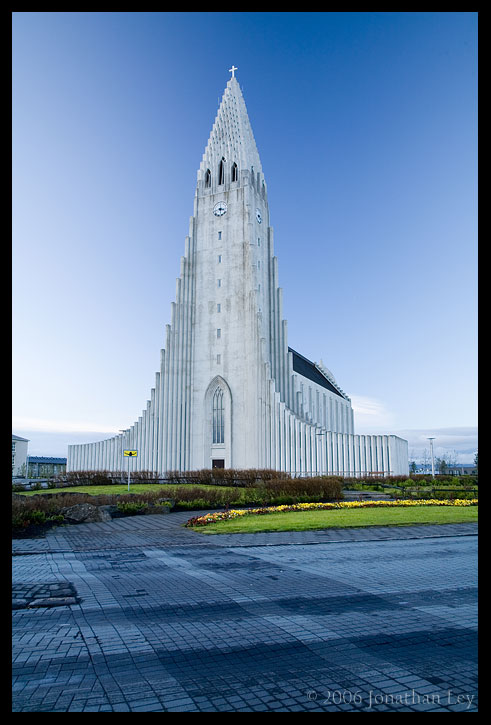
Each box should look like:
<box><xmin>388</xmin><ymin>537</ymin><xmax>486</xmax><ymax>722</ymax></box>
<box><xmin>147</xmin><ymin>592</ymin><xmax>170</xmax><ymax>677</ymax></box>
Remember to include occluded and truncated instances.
<box><xmin>67</xmin><ymin>69</ymin><xmax>408</xmax><ymax>476</ymax></box>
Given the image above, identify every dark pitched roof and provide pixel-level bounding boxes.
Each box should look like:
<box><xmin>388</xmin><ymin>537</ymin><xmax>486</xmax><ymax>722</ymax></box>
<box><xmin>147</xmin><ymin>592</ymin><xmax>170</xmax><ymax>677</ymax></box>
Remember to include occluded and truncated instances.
<box><xmin>289</xmin><ymin>347</ymin><xmax>346</xmax><ymax>398</ymax></box>
<box><xmin>28</xmin><ymin>457</ymin><xmax>67</xmax><ymax>464</ymax></box>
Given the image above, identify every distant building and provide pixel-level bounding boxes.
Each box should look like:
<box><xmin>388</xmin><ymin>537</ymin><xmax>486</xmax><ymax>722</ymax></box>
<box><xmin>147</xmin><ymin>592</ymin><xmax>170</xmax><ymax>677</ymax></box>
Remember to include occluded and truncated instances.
<box><xmin>444</xmin><ymin>465</ymin><xmax>477</xmax><ymax>476</ymax></box>
<box><xmin>27</xmin><ymin>457</ymin><xmax>67</xmax><ymax>478</ymax></box>
<box><xmin>411</xmin><ymin>463</ymin><xmax>477</xmax><ymax>476</ymax></box>
<box><xmin>12</xmin><ymin>434</ymin><xmax>29</xmax><ymax>476</ymax></box>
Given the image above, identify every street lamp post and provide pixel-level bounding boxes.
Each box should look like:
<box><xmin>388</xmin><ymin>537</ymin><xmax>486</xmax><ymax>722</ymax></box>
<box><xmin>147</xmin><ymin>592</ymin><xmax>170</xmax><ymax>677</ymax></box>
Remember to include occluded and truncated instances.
<box><xmin>119</xmin><ymin>429</ymin><xmax>128</xmax><ymax>481</ymax></box>
<box><xmin>428</xmin><ymin>438</ymin><xmax>436</xmax><ymax>479</ymax></box>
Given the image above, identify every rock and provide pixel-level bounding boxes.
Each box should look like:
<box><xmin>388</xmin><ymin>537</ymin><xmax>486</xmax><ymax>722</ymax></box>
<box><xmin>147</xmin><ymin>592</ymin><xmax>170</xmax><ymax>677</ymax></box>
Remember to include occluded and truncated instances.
<box><xmin>60</xmin><ymin>503</ymin><xmax>108</xmax><ymax>523</ymax></box>
<box><xmin>143</xmin><ymin>504</ymin><xmax>171</xmax><ymax>515</ymax></box>
<box><xmin>97</xmin><ymin>505</ymin><xmax>120</xmax><ymax>520</ymax></box>
<box><xmin>156</xmin><ymin>498</ymin><xmax>175</xmax><ymax>507</ymax></box>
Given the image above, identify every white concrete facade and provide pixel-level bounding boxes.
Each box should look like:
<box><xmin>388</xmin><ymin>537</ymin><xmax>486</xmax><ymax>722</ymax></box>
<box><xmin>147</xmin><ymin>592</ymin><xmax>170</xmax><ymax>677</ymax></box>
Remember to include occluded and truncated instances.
<box><xmin>67</xmin><ymin>74</ymin><xmax>408</xmax><ymax>477</ymax></box>
<box><xmin>12</xmin><ymin>434</ymin><xmax>29</xmax><ymax>477</ymax></box>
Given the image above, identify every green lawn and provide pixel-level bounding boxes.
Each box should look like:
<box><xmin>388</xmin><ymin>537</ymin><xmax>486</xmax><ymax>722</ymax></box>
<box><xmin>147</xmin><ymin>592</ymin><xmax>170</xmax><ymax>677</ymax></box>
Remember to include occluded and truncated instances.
<box><xmin>17</xmin><ymin>483</ymin><xmax>253</xmax><ymax>499</ymax></box>
<box><xmin>190</xmin><ymin>505</ymin><xmax>478</xmax><ymax>534</ymax></box>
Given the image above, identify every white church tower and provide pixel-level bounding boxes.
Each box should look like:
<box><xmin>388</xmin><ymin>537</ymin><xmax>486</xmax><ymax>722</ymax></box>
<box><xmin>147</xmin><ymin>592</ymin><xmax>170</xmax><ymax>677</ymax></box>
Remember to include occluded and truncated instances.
<box><xmin>68</xmin><ymin>69</ymin><xmax>408</xmax><ymax>476</ymax></box>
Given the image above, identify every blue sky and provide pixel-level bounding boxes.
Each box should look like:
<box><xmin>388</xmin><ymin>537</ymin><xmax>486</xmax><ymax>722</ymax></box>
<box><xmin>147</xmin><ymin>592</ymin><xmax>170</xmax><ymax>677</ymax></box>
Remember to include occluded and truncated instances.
<box><xmin>12</xmin><ymin>12</ymin><xmax>478</xmax><ymax>463</ymax></box>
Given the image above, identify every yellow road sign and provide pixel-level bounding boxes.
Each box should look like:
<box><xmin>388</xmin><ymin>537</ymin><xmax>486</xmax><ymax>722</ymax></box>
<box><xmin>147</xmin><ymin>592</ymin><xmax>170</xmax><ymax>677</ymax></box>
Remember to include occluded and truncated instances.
<box><xmin>123</xmin><ymin>450</ymin><xmax>138</xmax><ymax>457</ymax></box>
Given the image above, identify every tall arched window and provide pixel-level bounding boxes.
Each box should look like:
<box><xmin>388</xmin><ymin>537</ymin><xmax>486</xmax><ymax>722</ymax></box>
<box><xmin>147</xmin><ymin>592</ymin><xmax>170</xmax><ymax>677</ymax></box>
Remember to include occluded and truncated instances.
<box><xmin>212</xmin><ymin>387</ymin><xmax>224</xmax><ymax>444</ymax></box>
<box><xmin>231</xmin><ymin>162</ymin><xmax>238</xmax><ymax>182</ymax></box>
<box><xmin>218</xmin><ymin>157</ymin><xmax>225</xmax><ymax>185</ymax></box>
<box><xmin>205</xmin><ymin>169</ymin><xmax>211</xmax><ymax>187</ymax></box>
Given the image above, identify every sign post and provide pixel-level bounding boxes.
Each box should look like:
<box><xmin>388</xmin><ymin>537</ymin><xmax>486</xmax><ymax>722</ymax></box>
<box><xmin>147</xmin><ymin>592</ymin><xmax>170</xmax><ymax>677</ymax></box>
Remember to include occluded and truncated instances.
<box><xmin>123</xmin><ymin>450</ymin><xmax>138</xmax><ymax>491</ymax></box>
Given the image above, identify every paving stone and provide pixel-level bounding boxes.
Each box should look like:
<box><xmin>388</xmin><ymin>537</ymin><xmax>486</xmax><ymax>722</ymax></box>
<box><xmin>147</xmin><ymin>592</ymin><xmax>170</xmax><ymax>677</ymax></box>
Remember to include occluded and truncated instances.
<box><xmin>12</xmin><ymin>515</ymin><xmax>477</xmax><ymax>712</ymax></box>
<box><xmin>12</xmin><ymin>599</ymin><xmax>29</xmax><ymax>610</ymax></box>
<box><xmin>28</xmin><ymin>597</ymin><xmax>78</xmax><ymax>608</ymax></box>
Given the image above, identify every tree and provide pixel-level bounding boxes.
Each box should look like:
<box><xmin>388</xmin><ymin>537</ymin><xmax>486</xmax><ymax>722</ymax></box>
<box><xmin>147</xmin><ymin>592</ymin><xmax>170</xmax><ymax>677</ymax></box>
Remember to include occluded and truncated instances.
<box><xmin>435</xmin><ymin>457</ymin><xmax>447</xmax><ymax>475</ymax></box>
<box><xmin>445</xmin><ymin>450</ymin><xmax>459</xmax><ymax>468</ymax></box>
<box><xmin>421</xmin><ymin>448</ymin><xmax>430</xmax><ymax>470</ymax></box>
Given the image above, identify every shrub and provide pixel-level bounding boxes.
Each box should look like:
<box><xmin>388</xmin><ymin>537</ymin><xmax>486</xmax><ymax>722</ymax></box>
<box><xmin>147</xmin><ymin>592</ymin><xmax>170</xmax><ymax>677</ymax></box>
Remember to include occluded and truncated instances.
<box><xmin>175</xmin><ymin>498</ymin><xmax>212</xmax><ymax>510</ymax></box>
<box><xmin>400</xmin><ymin>479</ymin><xmax>415</xmax><ymax>488</ymax></box>
<box><xmin>12</xmin><ymin>509</ymin><xmax>65</xmax><ymax>529</ymax></box>
<box><xmin>164</xmin><ymin>476</ymin><xmax>343</xmax><ymax>509</ymax></box>
<box><xmin>261</xmin><ymin>476</ymin><xmax>343</xmax><ymax>503</ymax></box>
<box><xmin>129</xmin><ymin>471</ymin><xmax>161</xmax><ymax>483</ymax></box>
<box><xmin>116</xmin><ymin>501</ymin><xmax>149</xmax><ymax>516</ymax></box>
<box><xmin>20</xmin><ymin>509</ymin><xmax>46</xmax><ymax>525</ymax></box>
<box><xmin>12</xmin><ymin>488</ymin><xmax>168</xmax><ymax>528</ymax></box>
<box><xmin>155</xmin><ymin>500</ymin><xmax>172</xmax><ymax>508</ymax></box>
<box><xmin>165</xmin><ymin>468</ymin><xmax>292</xmax><ymax>487</ymax></box>
<box><xmin>170</xmin><ymin>486</ymin><xmax>238</xmax><ymax>509</ymax></box>
<box><xmin>52</xmin><ymin>470</ymin><xmax>126</xmax><ymax>487</ymax></box>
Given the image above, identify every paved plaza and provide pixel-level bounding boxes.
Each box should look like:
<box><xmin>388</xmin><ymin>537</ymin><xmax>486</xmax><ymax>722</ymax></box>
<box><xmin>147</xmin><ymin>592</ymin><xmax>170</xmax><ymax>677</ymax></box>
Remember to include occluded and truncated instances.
<box><xmin>12</xmin><ymin>513</ymin><xmax>478</xmax><ymax>712</ymax></box>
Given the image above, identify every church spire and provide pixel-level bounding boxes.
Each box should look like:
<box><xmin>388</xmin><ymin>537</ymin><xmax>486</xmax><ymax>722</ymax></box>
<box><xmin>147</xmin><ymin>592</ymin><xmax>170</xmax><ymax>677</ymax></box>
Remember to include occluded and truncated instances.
<box><xmin>199</xmin><ymin>69</ymin><xmax>263</xmax><ymax>190</ymax></box>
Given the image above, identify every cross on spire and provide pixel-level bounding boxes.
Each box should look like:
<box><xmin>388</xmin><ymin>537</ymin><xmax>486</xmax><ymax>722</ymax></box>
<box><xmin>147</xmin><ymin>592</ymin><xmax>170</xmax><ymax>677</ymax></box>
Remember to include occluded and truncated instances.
<box><xmin>229</xmin><ymin>65</ymin><xmax>238</xmax><ymax>78</ymax></box>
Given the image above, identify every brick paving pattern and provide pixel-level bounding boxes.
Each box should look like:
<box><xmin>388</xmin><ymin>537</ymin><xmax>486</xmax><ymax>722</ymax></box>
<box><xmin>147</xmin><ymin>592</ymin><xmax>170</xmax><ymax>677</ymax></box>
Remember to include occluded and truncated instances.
<box><xmin>12</xmin><ymin>514</ymin><xmax>478</xmax><ymax>712</ymax></box>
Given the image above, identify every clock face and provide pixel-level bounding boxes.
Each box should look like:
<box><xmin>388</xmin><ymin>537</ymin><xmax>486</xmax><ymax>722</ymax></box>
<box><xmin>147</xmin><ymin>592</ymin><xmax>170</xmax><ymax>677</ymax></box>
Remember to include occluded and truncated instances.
<box><xmin>256</xmin><ymin>208</ymin><xmax>262</xmax><ymax>223</ymax></box>
<box><xmin>213</xmin><ymin>201</ymin><xmax>228</xmax><ymax>217</ymax></box>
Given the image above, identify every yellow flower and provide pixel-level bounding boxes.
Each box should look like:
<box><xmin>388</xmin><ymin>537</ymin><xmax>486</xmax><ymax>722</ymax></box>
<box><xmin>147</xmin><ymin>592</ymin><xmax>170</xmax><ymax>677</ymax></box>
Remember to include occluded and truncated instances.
<box><xmin>186</xmin><ymin>497</ymin><xmax>478</xmax><ymax>526</ymax></box>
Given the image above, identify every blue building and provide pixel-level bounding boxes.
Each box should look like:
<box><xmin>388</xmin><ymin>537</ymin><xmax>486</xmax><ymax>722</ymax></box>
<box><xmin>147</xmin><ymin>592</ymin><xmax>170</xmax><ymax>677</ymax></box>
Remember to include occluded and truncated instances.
<box><xmin>27</xmin><ymin>457</ymin><xmax>67</xmax><ymax>478</ymax></box>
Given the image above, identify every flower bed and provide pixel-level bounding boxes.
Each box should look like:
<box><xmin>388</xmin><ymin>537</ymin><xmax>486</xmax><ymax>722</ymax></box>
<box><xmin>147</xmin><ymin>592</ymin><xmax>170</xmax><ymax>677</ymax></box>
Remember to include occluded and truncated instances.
<box><xmin>185</xmin><ymin>499</ymin><xmax>478</xmax><ymax>527</ymax></box>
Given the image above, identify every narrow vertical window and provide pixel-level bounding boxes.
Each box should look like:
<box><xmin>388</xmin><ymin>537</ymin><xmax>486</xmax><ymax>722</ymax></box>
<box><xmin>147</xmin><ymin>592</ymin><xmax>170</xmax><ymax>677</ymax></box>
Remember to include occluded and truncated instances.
<box><xmin>213</xmin><ymin>387</ymin><xmax>224</xmax><ymax>444</ymax></box>
<box><xmin>231</xmin><ymin>162</ymin><xmax>238</xmax><ymax>182</ymax></box>
<box><xmin>205</xmin><ymin>169</ymin><xmax>211</xmax><ymax>188</ymax></box>
<box><xmin>217</xmin><ymin>279</ymin><xmax>221</xmax><ymax>288</ymax></box>
<box><xmin>218</xmin><ymin>254</ymin><xmax>222</xmax><ymax>263</ymax></box>
<box><xmin>216</xmin><ymin>354</ymin><xmax>221</xmax><ymax>364</ymax></box>
<box><xmin>217</xmin><ymin>303</ymin><xmax>221</xmax><ymax>313</ymax></box>
<box><xmin>217</xmin><ymin>328</ymin><xmax>221</xmax><ymax>339</ymax></box>
<box><xmin>218</xmin><ymin>158</ymin><xmax>225</xmax><ymax>185</ymax></box>
<box><xmin>218</xmin><ymin>231</ymin><xmax>222</xmax><ymax>240</ymax></box>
